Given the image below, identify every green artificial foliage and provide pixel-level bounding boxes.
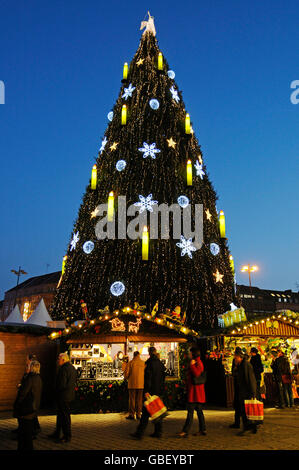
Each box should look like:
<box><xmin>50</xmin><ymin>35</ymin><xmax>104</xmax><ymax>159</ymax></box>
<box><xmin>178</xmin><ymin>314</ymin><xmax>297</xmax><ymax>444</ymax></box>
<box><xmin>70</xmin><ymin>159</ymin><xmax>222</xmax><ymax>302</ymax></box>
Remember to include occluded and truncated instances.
<box><xmin>50</xmin><ymin>31</ymin><xmax>237</xmax><ymax>332</ymax></box>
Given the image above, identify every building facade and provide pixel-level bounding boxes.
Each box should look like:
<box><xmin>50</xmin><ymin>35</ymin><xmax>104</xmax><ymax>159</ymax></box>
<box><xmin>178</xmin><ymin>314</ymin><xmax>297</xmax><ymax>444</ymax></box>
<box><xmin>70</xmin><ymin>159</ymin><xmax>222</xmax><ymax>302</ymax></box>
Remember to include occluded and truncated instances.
<box><xmin>1</xmin><ymin>272</ymin><xmax>61</xmax><ymax>322</ymax></box>
<box><xmin>237</xmin><ymin>284</ymin><xmax>299</xmax><ymax>316</ymax></box>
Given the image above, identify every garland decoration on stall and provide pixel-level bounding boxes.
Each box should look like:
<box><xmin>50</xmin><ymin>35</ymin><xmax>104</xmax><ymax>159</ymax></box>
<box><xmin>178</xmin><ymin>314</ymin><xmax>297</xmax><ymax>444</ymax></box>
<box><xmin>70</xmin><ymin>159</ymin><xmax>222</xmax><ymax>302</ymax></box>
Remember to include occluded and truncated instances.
<box><xmin>49</xmin><ymin>304</ymin><xmax>200</xmax><ymax>340</ymax></box>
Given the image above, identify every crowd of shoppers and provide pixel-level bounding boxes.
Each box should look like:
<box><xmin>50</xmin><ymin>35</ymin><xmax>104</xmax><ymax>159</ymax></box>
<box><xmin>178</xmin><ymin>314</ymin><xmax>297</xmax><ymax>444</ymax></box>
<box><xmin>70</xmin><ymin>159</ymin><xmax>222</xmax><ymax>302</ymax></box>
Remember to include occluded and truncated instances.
<box><xmin>11</xmin><ymin>344</ymin><xmax>296</xmax><ymax>449</ymax></box>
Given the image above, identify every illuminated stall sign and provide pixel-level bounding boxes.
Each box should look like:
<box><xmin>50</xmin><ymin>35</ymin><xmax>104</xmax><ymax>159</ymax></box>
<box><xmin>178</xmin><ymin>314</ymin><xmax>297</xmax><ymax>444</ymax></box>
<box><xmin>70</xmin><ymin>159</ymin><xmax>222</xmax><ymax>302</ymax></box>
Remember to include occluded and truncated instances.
<box><xmin>109</xmin><ymin>317</ymin><xmax>142</xmax><ymax>334</ymax></box>
<box><xmin>218</xmin><ymin>307</ymin><xmax>247</xmax><ymax>328</ymax></box>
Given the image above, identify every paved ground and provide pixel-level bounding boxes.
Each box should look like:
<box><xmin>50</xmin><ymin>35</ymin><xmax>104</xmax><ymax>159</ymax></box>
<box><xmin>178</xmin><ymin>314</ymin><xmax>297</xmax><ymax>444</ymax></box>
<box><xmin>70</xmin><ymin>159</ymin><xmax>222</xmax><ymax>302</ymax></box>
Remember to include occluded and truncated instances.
<box><xmin>0</xmin><ymin>405</ymin><xmax>298</xmax><ymax>452</ymax></box>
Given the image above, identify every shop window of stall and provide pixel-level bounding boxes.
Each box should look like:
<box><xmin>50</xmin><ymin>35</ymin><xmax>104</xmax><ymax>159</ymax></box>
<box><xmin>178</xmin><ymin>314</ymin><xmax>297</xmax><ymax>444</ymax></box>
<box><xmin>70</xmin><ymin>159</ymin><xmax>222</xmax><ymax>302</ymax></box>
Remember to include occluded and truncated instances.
<box><xmin>70</xmin><ymin>343</ymin><xmax>126</xmax><ymax>380</ymax></box>
<box><xmin>70</xmin><ymin>341</ymin><xmax>180</xmax><ymax>381</ymax></box>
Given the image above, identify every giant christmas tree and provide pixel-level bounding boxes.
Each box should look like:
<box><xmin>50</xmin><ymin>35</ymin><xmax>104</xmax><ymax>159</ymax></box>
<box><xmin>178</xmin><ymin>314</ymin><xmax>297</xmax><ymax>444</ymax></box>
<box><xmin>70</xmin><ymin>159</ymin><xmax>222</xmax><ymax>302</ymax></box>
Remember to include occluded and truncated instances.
<box><xmin>51</xmin><ymin>15</ymin><xmax>238</xmax><ymax>331</ymax></box>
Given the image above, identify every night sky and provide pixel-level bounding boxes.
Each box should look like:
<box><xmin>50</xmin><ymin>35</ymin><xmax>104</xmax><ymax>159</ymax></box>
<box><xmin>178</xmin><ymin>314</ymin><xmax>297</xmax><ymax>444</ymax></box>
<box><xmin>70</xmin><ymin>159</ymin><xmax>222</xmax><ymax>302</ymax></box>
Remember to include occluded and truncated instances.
<box><xmin>0</xmin><ymin>0</ymin><xmax>298</xmax><ymax>299</ymax></box>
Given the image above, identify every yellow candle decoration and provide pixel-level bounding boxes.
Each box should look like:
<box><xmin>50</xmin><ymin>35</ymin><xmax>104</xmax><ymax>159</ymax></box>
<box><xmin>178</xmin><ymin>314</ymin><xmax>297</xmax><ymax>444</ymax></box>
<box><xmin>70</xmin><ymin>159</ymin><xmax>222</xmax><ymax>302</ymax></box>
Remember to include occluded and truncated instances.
<box><xmin>142</xmin><ymin>226</ymin><xmax>149</xmax><ymax>260</ymax></box>
<box><xmin>123</xmin><ymin>62</ymin><xmax>128</xmax><ymax>80</ymax></box>
<box><xmin>91</xmin><ymin>164</ymin><xmax>97</xmax><ymax>190</ymax></box>
<box><xmin>219</xmin><ymin>210</ymin><xmax>226</xmax><ymax>238</ymax></box>
<box><xmin>107</xmin><ymin>191</ymin><xmax>114</xmax><ymax>222</ymax></box>
<box><xmin>186</xmin><ymin>159</ymin><xmax>192</xmax><ymax>186</ymax></box>
<box><xmin>158</xmin><ymin>52</ymin><xmax>163</xmax><ymax>70</ymax></box>
<box><xmin>229</xmin><ymin>255</ymin><xmax>235</xmax><ymax>275</ymax></box>
<box><xmin>62</xmin><ymin>255</ymin><xmax>67</xmax><ymax>276</ymax></box>
<box><xmin>121</xmin><ymin>104</ymin><xmax>127</xmax><ymax>125</ymax></box>
<box><xmin>185</xmin><ymin>113</ymin><xmax>191</xmax><ymax>134</ymax></box>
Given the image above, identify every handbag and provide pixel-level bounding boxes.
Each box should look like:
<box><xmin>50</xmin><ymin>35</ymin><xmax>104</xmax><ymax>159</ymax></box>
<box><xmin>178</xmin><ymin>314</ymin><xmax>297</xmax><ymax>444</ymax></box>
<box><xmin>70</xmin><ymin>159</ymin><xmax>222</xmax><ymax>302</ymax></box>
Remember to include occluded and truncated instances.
<box><xmin>281</xmin><ymin>374</ymin><xmax>292</xmax><ymax>384</ymax></box>
<box><xmin>244</xmin><ymin>398</ymin><xmax>264</xmax><ymax>422</ymax></box>
<box><xmin>191</xmin><ymin>370</ymin><xmax>207</xmax><ymax>385</ymax></box>
<box><xmin>144</xmin><ymin>394</ymin><xmax>168</xmax><ymax>423</ymax></box>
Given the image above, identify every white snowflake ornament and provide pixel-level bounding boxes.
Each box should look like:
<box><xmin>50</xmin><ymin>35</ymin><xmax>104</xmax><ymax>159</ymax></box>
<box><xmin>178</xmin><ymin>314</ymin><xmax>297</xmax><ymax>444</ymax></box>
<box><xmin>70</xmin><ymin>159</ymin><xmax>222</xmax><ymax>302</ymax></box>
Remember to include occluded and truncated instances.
<box><xmin>138</xmin><ymin>142</ymin><xmax>161</xmax><ymax>159</ymax></box>
<box><xmin>122</xmin><ymin>83</ymin><xmax>135</xmax><ymax>100</ymax></box>
<box><xmin>195</xmin><ymin>160</ymin><xmax>205</xmax><ymax>179</ymax></box>
<box><xmin>99</xmin><ymin>136</ymin><xmax>107</xmax><ymax>154</ymax></box>
<box><xmin>70</xmin><ymin>231</ymin><xmax>80</xmax><ymax>251</ymax></box>
<box><xmin>176</xmin><ymin>236</ymin><xmax>197</xmax><ymax>259</ymax></box>
<box><xmin>170</xmin><ymin>86</ymin><xmax>180</xmax><ymax>103</ymax></box>
<box><xmin>134</xmin><ymin>194</ymin><xmax>158</xmax><ymax>213</ymax></box>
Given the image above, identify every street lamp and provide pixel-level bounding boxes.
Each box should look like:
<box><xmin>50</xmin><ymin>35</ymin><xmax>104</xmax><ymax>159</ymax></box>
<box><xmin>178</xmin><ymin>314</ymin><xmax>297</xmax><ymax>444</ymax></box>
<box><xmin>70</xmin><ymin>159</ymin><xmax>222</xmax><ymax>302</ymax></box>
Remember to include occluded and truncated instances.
<box><xmin>241</xmin><ymin>264</ymin><xmax>259</xmax><ymax>288</ymax></box>
<box><xmin>11</xmin><ymin>266</ymin><xmax>28</xmax><ymax>307</ymax></box>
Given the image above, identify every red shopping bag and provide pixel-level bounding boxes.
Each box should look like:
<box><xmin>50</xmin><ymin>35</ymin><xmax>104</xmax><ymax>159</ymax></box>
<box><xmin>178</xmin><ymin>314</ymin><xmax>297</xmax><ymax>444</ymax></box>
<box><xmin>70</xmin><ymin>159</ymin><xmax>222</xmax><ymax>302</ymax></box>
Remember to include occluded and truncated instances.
<box><xmin>244</xmin><ymin>399</ymin><xmax>264</xmax><ymax>421</ymax></box>
<box><xmin>144</xmin><ymin>394</ymin><xmax>168</xmax><ymax>423</ymax></box>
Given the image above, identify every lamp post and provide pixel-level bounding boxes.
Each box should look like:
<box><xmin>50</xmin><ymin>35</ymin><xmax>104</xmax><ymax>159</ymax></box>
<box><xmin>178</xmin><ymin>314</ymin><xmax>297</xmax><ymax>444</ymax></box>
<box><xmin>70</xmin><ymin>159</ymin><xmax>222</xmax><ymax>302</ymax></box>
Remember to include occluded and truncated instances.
<box><xmin>241</xmin><ymin>264</ymin><xmax>259</xmax><ymax>288</ymax></box>
<box><xmin>11</xmin><ymin>266</ymin><xmax>28</xmax><ymax>307</ymax></box>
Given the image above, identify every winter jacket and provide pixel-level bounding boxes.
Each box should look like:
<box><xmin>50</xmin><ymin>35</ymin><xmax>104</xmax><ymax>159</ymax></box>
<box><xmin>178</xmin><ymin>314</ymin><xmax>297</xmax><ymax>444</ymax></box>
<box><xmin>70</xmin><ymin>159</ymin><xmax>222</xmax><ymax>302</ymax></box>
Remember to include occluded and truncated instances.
<box><xmin>235</xmin><ymin>358</ymin><xmax>257</xmax><ymax>401</ymax></box>
<box><xmin>56</xmin><ymin>361</ymin><xmax>77</xmax><ymax>402</ymax></box>
<box><xmin>187</xmin><ymin>357</ymin><xmax>206</xmax><ymax>404</ymax></box>
<box><xmin>124</xmin><ymin>356</ymin><xmax>145</xmax><ymax>389</ymax></box>
<box><xmin>272</xmin><ymin>355</ymin><xmax>292</xmax><ymax>383</ymax></box>
<box><xmin>250</xmin><ymin>354</ymin><xmax>264</xmax><ymax>381</ymax></box>
<box><xmin>13</xmin><ymin>372</ymin><xmax>42</xmax><ymax>419</ymax></box>
<box><xmin>143</xmin><ymin>355</ymin><xmax>165</xmax><ymax>397</ymax></box>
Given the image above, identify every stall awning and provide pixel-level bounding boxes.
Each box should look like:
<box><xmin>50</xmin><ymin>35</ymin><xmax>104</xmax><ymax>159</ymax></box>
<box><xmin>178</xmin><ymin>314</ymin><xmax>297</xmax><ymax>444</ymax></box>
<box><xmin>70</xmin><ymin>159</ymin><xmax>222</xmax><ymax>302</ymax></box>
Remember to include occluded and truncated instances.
<box><xmin>223</xmin><ymin>318</ymin><xmax>299</xmax><ymax>338</ymax></box>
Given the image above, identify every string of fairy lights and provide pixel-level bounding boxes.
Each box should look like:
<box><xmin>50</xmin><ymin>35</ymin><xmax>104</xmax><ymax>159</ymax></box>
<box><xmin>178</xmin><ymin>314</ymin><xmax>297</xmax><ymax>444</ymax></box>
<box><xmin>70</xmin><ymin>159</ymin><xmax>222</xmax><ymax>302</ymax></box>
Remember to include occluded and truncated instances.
<box><xmin>49</xmin><ymin>304</ymin><xmax>200</xmax><ymax>340</ymax></box>
<box><xmin>229</xmin><ymin>311</ymin><xmax>299</xmax><ymax>335</ymax></box>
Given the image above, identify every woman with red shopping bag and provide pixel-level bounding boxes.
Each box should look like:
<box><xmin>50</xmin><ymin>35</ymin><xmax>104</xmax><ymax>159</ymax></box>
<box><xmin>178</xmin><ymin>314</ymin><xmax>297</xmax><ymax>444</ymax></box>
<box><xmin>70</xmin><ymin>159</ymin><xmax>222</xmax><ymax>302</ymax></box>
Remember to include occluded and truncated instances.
<box><xmin>177</xmin><ymin>347</ymin><xmax>206</xmax><ymax>438</ymax></box>
<box><xmin>233</xmin><ymin>350</ymin><xmax>259</xmax><ymax>435</ymax></box>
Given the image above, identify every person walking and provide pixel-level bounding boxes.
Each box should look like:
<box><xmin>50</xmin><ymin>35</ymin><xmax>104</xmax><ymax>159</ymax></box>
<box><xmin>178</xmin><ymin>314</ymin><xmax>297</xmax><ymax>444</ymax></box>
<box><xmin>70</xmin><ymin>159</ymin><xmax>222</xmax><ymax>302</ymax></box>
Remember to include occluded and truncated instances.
<box><xmin>12</xmin><ymin>353</ymin><xmax>41</xmax><ymax>439</ymax></box>
<box><xmin>130</xmin><ymin>347</ymin><xmax>165</xmax><ymax>440</ymax></box>
<box><xmin>233</xmin><ymin>349</ymin><xmax>258</xmax><ymax>435</ymax></box>
<box><xmin>276</xmin><ymin>350</ymin><xmax>294</xmax><ymax>408</ymax></box>
<box><xmin>124</xmin><ymin>351</ymin><xmax>145</xmax><ymax>420</ymax></box>
<box><xmin>13</xmin><ymin>360</ymin><xmax>43</xmax><ymax>450</ymax></box>
<box><xmin>177</xmin><ymin>346</ymin><xmax>206</xmax><ymax>438</ymax></box>
<box><xmin>271</xmin><ymin>350</ymin><xmax>285</xmax><ymax>408</ymax></box>
<box><xmin>48</xmin><ymin>352</ymin><xmax>77</xmax><ymax>443</ymax></box>
<box><xmin>250</xmin><ymin>347</ymin><xmax>264</xmax><ymax>400</ymax></box>
<box><xmin>229</xmin><ymin>347</ymin><xmax>243</xmax><ymax>429</ymax></box>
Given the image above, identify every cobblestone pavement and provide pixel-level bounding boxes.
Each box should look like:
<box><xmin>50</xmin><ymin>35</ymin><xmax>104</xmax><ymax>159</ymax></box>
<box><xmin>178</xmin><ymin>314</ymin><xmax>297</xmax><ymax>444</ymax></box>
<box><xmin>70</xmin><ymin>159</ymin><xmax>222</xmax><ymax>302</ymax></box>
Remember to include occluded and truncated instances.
<box><xmin>0</xmin><ymin>406</ymin><xmax>298</xmax><ymax>451</ymax></box>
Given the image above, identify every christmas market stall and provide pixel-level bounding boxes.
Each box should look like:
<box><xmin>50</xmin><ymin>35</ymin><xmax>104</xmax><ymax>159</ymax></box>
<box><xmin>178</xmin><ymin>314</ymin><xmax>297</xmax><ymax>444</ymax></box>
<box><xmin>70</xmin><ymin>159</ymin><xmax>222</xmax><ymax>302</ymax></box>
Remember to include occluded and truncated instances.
<box><xmin>202</xmin><ymin>308</ymin><xmax>299</xmax><ymax>407</ymax></box>
<box><xmin>49</xmin><ymin>305</ymin><xmax>199</xmax><ymax>412</ymax></box>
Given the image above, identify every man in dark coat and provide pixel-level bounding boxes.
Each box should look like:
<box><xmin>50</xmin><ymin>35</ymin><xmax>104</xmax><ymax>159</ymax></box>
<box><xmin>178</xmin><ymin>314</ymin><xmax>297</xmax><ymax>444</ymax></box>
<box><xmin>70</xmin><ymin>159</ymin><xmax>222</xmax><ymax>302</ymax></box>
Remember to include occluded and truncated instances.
<box><xmin>233</xmin><ymin>350</ymin><xmax>258</xmax><ymax>435</ymax></box>
<box><xmin>250</xmin><ymin>347</ymin><xmax>264</xmax><ymax>400</ymax></box>
<box><xmin>13</xmin><ymin>360</ymin><xmax>42</xmax><ymax>450</ymax></box>
<box><xmin>271</xmin><ymin>350</ymin><xmax>285</xmax><ymax>408</ymax></box>
<box><xmin>131</xmin><ymin>347</ymin><xmax>165</xmax><ymax>439</ymax></box>
<box><xmin>229</xmin><ymin>347</ymin><xmax>244</xmax><ymax>428</ymax></box>
<box><xmin>48</xmin><ymin>352</ymin><xmax>77</xmax><ymax>443</ymax></box>
<box><xmin>272</xmin><ymin>349</ymin><xmax>294</xmax><ymax>408</ymax></box>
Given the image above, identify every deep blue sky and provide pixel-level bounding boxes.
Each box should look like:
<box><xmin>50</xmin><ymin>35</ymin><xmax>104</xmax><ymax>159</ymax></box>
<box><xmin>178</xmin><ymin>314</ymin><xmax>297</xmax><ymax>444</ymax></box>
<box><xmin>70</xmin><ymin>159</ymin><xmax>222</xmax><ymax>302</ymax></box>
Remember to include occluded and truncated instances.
<box><xmin>0</xmin><ymin>0</ymin><xmax>298</xmax><ymax>299</ymax></box>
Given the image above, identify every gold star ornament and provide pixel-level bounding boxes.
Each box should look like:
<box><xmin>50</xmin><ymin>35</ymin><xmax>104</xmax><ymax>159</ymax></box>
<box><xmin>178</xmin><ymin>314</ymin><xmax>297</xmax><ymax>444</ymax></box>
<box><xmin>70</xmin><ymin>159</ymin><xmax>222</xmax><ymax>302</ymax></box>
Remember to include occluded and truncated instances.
<box><xmin>136</xmin><ymin>58</ymin><xmax>145</xmax><ymax>66</ymax></box>
<box><xmin>205</xmin><ymin>209</ymin><xmax>212</xmax><ymax>221</ymax></box>
<box><xmin>167</xmin><ymin>137</ymin><xmax>176</xmax><ymax>149</ymax></box>
<box><xmin>110</xmin><ymin>142</ymin><xmax>118</xmax><ymax>151</ymax></box>
<box><xmin>213</xmin><ymin>269</ymin><xmax>224</xmax><ymax>284</ymax></box>
<box><xmin>91</xmin><ymin>207</ymin><xmax>100</xmax><ymax>219</ymax></box>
